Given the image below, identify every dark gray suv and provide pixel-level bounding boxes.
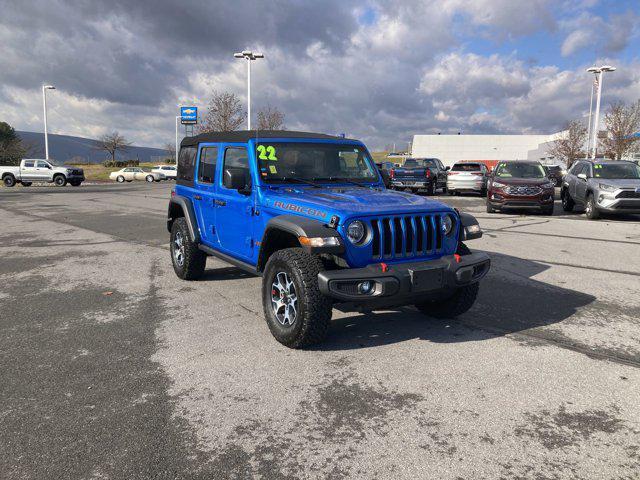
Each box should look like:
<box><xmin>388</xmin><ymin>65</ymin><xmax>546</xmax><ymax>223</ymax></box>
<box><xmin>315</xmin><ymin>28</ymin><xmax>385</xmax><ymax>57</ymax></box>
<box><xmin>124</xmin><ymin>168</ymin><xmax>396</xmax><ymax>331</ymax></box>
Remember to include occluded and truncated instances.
<box><xmin>561</xmin><ymin>160</ymin><xmax>640</xmax><ymax>219</ymax></box>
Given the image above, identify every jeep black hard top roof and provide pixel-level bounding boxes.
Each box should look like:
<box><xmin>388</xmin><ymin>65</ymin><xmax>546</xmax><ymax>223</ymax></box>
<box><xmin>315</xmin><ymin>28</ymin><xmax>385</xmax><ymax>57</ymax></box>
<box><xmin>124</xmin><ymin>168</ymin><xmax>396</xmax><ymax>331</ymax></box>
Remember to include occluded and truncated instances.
<box><xmin>180</xmin><ymin>130</ymin><xmax>352</xmax><ymax>147</ymax></box>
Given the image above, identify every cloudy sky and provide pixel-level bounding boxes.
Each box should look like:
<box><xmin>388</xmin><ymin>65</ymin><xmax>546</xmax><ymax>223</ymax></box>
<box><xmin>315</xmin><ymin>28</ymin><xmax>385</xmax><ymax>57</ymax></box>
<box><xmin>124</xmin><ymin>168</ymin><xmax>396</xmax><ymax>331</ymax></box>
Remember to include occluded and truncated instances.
<box><xmin>1</xmin><ymin>0</ymin><xmax>639</xmax><ymax>150</ymax></box>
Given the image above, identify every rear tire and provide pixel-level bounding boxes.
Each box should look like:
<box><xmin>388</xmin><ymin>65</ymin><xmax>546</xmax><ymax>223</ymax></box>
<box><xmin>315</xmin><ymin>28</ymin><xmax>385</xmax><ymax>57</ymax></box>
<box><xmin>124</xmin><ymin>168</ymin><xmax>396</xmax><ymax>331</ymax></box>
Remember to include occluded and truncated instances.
<box><xmin>70</xmin><ymin>181</ymin><xmax>81</xmax><ymax>187</ymax></box>
<box><xmin>415</xmin><ymin>282</ymin><xmax>479</xmax><ymax>319</ymax></box>
<box><xmin>585</xmin><ymin>193</ymin><xmax>600</xmax><ymax>220</ymax></box>
<box><xmin>54</xmin><ymin>175</ymin><xmax>67</xmax><ymax>187</ymax></box>
<box><xmin>170</xmin><ymin>218</ymin><xmax>206</xmax><ymax>280</ymax></box>
<box><xmin>427</xmin><ymin>183</ymin><xmax>435</xmax><ymax>195</ymax></box>
<box><xmin>3</xmin><ymin>175</ymin><xmax>16</xmax><ymax>187</ymax></box>
<box><xmin>561</xmin><ymin>189</ymin><xmax>575</xmax><ymax>212</ymax></box>
<box><xmin>262</xmin><ymin>248</ymin><xmax>332</xmax><ymax>348</ymax></box>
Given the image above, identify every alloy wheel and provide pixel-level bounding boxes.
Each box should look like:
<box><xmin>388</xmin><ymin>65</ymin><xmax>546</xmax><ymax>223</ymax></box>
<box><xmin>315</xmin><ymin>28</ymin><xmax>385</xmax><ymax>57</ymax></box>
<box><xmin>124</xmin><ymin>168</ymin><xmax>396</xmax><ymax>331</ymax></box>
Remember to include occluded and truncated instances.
<box><xmin>173</xmin><ymin>231</ymin><xmax>185</xmax><ymax>267</ymax></box>
<box><xmin>271</xmin><ymin>272</ymin><xmax>298</xmax><ymax>326</ymax></box>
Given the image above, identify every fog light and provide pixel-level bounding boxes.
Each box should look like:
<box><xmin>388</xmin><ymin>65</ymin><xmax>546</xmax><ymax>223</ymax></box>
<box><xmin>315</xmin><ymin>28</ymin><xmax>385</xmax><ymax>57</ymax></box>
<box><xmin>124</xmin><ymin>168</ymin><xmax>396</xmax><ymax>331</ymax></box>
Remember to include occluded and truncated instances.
<box><xmin>357</xmin><ymin>281</ymin><xmax>374</xmax><ymax>294</ymax></box>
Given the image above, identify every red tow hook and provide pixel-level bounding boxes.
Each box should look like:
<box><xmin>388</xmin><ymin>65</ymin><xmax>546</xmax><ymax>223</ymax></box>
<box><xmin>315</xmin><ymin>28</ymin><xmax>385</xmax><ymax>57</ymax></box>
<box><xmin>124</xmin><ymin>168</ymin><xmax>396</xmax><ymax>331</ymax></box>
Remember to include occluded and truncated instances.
<box><xmin>454</xmin><ymin>254</ymin><xmax>462</xmax><ymax>263</ymax></box>
<box><xmin>380</xmin><ymin>262</ymin><xmax>389</xmax><ymax>273</ymax></box>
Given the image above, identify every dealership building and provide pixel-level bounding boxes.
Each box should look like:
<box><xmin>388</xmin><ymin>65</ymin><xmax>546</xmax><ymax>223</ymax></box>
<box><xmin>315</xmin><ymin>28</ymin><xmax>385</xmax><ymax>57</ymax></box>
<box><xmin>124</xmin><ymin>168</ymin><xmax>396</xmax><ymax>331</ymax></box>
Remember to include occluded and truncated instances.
<box><xmin>411</xmin><ymin>133</ymin><xmax>564</xmax><ymax>167</ymax></box>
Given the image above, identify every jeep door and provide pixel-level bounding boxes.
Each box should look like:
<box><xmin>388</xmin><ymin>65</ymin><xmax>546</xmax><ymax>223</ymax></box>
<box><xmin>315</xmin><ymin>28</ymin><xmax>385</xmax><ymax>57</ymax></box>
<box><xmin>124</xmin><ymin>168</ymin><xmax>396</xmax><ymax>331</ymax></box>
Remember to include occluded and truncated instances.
<box><xmin>193</xmin><ymin>145</ymin><xmax>219</xmax><ymax>245</ymax></box>
<box><xmin>215</xmin><ymin>146</ymin><xmax>255</xmax><ymax>261</ymax></box>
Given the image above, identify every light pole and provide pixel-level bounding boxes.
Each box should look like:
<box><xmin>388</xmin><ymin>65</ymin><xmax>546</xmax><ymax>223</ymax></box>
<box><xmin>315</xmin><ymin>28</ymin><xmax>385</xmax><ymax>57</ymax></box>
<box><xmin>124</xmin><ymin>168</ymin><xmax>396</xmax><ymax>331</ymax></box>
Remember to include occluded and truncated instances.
<box><xmin>586</xmin><ymin>65</ymin><xmax>615</xmax><ymax>159</ymax></box>
<box><xmin>234</xmin><ymin>50</ymin><xmax>264</xmax><ymax>130</ymax></box>
<box><xmin>175</xmin><ymin>115</ymin><xmax>181</xmax><ymax>164</ymax></box>
<box><xmin>42</xmin><ymin>85</ymin><xmax>55</xmax><ymax>160</ymax></box>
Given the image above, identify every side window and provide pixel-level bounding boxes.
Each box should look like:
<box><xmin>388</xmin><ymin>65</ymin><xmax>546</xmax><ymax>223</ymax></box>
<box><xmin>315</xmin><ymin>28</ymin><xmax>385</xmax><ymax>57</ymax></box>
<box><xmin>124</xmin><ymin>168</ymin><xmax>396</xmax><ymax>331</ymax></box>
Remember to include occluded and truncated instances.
<box><xmin>177</xmin><ymin>146</ymin><xmax>197</xmax><ymax>184</ymax></box>
<box><xmin>570</xmin><ymin>162</ymin><xmax>582</xmax><ymax>175</ymax></box>
<box><xmin>222</xmin><ymin>147</ymin><xmax>250</xmax><ymax>189</ymax></box>
<box><xmin>36</xmin><ymin>161</ymin><xmax>49</xmax><ymax>168</ymax></box>
<box><xmin>583</xmin><ymin>164</ymin><xmax>592</xmax><ymax>177</ymax></box>
<box><xmin>198</xmin><ymin>146</ymin><xmax>218</xmax><ymax>184</ymax></box>
<box><xmin>23</xmin><ymin>161</ymin><xmax>35</xmax><ymax>168</ymax></box>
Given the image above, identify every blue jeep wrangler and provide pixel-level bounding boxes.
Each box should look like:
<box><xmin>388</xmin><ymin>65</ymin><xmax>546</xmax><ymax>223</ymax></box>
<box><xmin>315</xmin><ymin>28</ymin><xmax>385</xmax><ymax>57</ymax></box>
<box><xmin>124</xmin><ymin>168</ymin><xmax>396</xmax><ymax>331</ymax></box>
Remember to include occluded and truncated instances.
<box><xmin>168</xmin><ymin>131</ymin><xmax>490</xmax><ymax>348</ymax></box>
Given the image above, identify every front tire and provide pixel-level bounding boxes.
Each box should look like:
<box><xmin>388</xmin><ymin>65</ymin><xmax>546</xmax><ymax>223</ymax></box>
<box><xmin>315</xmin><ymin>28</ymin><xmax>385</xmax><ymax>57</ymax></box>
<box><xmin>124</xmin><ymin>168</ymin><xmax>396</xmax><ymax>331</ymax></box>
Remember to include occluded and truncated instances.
<box><xmin>561</xmin><ymin>189</ymin><xmax>575</xmax><ymax>212</ymax></box>
<box><xmin>415</xmin><ymin>282</ymin><xmax>479</xmax><ymax>319</ymax></box>
<box><xmin>146</xmin><ymin>175</ymin><xmax>154</xmax><ymax>183</ymax></box>
<box><xmin>585</xmin><ymin>193</ymin><xmax>600</xmax><ymax>220</ymax></box>
<box><xmin>262</xmin><ymin>248</ymin><xmax>332</xmax><ymax>348</ymax></box>
<box><xmin>70</xmin><ymin>181</ymin><xmax>81</xmax><ymax>187</ymax></box>
<box><xmin>170</xmin><ymin>218</ymin><xmax>206</xmax><ymax>280</ymax></box>
<box><xmin>54</xmin><ymin>175</ymin><xmax>67</xmax><ymax>187</ymax></box>
<box><xmin>116</xmin><ymin>175</ymin><xmax>125</xmax><ymax>183</ymax></box>
<box><xmin>486</xmin><ymin>201</ymin><xmax>496</xmax><ymax>213</ymax></box>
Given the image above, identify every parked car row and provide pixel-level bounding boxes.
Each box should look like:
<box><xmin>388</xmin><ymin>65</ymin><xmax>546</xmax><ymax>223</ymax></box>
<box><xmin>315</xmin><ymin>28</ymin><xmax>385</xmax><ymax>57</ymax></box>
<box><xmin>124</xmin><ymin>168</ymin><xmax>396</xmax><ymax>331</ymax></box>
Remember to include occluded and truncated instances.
<box><xmin>109</xmin><ymin>165</ymin><xmax>176</xmax><ymax>183</ymax></box>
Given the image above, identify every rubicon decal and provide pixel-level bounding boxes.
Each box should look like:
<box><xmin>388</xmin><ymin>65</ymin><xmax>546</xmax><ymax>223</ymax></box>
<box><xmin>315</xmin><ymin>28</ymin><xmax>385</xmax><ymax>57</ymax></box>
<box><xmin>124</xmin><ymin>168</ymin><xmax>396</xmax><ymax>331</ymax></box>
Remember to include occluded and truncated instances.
<box><xmin>273</xmin><ymin>201</ymin><xmax>328</xmax><ymax>219</ymax></box>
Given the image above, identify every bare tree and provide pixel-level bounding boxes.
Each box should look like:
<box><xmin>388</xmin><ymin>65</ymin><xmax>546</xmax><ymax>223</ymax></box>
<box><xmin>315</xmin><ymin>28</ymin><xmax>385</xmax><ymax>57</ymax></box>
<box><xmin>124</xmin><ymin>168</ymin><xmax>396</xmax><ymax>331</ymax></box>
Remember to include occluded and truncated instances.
<box><xmin>198</xmin><ymin>91</ymin><xmax>246</xmax><ymax>132</ymax></box>
<box><xmin>546</xmin><ymin>120</ymin><xmax>588</xmax><ymax>168</ymax></box>
<box><xmin>94</xmin><ymin>132</ymin><xmax>132</xmax><ymax>163</ymax></box>
<box><xmin>599</xmin><ymin>100</ymin><xmax>640</xmax><ymax>160</ymax></box>
<box><xmin>256</xmin><ymin>105</ymin><xmax>286</xmax><ymax>130</ymax></box>
<box><xmin>164</xmin><ymin>142</ymin><xmax>176</xmax><ymax>163</ymax></box>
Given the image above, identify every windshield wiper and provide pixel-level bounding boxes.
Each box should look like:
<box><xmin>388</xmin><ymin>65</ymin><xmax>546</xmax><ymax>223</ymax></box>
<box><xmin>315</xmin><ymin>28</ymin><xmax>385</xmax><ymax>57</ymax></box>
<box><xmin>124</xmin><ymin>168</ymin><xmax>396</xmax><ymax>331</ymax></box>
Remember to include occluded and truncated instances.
<box><xmin>270</xmin><ymin>177</ymin><xmax>322</xmax><ymax>188</ymax></box>
<box><xmin>312</xmin><ymin>177</ymin><xmax>371</xmax><ymax>188</ymax></box>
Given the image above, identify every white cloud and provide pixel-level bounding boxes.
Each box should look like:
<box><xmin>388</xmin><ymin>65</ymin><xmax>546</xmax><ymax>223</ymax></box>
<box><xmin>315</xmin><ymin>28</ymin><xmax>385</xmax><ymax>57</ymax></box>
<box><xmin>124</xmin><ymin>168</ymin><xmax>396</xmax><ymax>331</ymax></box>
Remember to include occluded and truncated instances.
<box><xmin>561</xmin><ymin>11</ymin><xmax>639</xmax><ymax>57</ymax></box>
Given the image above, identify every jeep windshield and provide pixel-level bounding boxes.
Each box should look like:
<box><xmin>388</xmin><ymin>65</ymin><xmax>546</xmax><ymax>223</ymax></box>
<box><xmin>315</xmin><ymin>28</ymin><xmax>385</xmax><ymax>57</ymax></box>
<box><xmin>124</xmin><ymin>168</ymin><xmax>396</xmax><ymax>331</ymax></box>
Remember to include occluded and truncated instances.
<box><xmin>593</xmin><ymin>163</ymin><xmax>640</xmax><ymax>179</ymax></box>
<box><xmin>256</xmin><ymin>143</ymin><xmax>378</xmax><ymax>184</ymax></box>
<box><xmin>494</xmin><ymin>162</ymin><xmax>546</xmax><ymax>179</ymax></box>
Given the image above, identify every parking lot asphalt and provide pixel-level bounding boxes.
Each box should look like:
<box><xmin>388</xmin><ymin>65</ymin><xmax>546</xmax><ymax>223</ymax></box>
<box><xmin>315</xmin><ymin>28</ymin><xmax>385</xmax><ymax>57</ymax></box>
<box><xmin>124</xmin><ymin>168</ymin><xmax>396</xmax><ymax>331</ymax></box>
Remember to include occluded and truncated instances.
<box><xmin>1</xmin><ymin>183</ymin><xmax>639</xmax><ymax>480</ymax></box>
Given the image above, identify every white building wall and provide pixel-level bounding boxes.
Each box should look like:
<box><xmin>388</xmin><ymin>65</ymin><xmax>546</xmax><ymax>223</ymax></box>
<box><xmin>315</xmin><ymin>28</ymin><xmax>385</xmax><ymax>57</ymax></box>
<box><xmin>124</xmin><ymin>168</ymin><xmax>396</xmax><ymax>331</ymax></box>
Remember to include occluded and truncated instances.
<box><xmin>411</xmin><ymin>134</ymin><xmax>553</xmax><ymax>166</ymax></box>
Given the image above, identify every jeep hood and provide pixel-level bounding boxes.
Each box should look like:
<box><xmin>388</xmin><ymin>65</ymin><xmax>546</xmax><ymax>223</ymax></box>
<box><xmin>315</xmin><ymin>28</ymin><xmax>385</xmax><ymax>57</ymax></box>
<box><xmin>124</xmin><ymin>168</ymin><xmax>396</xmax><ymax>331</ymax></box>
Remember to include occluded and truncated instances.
<box><xmin>264</xmin><ymin>186</ymin><xmax>452</xmax><ymax>219</ymax></box>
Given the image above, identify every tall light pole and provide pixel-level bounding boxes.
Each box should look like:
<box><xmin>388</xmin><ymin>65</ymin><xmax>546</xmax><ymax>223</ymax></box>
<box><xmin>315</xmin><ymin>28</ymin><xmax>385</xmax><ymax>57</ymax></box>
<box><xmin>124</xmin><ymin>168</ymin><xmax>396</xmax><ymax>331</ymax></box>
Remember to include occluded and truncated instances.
<box><xmin>587</xmin><ymin>65</ymin><xmax>615</xmax><ymax>159</ymax></box>
<box><xmin>42</xmin><ymin>85</ymin><xmax>55</xmax><ymax>159</ymax></box>
<box><xmin>175</xmin><ymin>115</ymin><xmax>181</xmax><ymax>164</ymax></box>
<box><xmin>234</xmin><ymin>50</ymin><xmax>264</xmax><ymax>130</ymax></box>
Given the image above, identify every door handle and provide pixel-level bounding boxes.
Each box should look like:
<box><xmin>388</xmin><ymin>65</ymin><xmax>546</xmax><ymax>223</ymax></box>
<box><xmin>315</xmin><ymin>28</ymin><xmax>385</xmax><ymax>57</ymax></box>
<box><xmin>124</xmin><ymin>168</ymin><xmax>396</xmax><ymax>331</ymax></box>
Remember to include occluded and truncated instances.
<box><xmin>194</xmin><ymin>195</ymin><xmax>202</xmax><ymax>200</ymax></box>
<box><xmin>215</xmin><ymin>199</ymin><xmax>226</xmax><ymax>206</ymax></box>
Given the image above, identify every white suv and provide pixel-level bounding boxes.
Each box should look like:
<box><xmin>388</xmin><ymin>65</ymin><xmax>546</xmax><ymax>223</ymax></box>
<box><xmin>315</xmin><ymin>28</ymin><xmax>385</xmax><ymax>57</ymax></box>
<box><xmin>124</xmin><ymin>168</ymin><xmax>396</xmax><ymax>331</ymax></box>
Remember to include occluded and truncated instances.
<box><xmin>152</xmin><ymin>165</ymin><xmax>177</xmax><ymax>180</ymax></box>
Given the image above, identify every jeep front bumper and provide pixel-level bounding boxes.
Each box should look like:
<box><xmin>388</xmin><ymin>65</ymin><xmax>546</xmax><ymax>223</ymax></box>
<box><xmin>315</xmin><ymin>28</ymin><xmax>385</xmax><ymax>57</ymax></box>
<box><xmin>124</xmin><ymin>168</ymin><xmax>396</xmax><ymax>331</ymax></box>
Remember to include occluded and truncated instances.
<box><xmin>317</xmin><ymin>252</ymin><xmax>490</xmax><ymax>307</ymax></box>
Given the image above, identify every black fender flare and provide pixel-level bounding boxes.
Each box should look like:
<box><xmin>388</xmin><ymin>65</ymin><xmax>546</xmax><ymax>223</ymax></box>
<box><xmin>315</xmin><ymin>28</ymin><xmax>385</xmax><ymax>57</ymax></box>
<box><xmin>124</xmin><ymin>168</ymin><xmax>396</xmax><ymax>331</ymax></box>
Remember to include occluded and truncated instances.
<box><xmin>167</xmin><ymin>195</ymin><xmax>200</xmax><ymax>243</ymax></box>
<box><xmin>257</xmin><ymin>215</ymin><xmax>344</xmax><ymax>271</ymax></box>
<box><xmin>458</xmin><ymin>211</ymin><xmax>483</xmax><ymax>241</ymax></box>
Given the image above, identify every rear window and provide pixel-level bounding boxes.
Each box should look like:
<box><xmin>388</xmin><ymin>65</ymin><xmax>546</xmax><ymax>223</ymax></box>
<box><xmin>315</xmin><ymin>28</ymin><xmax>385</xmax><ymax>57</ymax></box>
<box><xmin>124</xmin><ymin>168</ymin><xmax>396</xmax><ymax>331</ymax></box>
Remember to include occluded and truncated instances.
<box><xmin>452</xmin><ymin>163</ymin><xmax>482</xmax><ymax>171</ymax></box>
<box><xmin>177</xmin><ymin>146</ymin><xmax>197</xmax><ymax>184</ymax></box>
<box><xmin>404</xmin><ymin>159</ymin><xmax>436</xmax><ymax>168</ymax></box>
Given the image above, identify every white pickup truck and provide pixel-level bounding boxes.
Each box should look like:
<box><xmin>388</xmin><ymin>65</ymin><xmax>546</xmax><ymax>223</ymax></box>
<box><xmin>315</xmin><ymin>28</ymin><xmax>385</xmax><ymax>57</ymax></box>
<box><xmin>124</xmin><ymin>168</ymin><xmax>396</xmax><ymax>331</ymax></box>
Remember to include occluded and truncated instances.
<box><xmin>1</xmin><ymin>159</ymin><xmax>85</xmax><ymax>187</ymax></box>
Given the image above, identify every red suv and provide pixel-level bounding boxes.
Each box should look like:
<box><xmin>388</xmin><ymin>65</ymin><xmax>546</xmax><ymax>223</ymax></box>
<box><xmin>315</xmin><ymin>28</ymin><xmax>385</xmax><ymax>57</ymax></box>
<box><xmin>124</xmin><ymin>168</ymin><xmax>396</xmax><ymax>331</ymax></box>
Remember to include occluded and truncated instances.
<box><xmin>486</xmin><ymin>161</ymin><xmax>555</xmax><ymax>215</ymax></box>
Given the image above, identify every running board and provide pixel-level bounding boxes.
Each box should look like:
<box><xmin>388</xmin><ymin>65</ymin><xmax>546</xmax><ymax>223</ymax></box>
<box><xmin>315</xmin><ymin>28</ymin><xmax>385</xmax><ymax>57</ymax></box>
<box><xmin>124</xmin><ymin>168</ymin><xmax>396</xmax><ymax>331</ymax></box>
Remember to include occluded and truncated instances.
<box><xmin>198</xmin><ymin>244</ymin><xmax>260</xmax><ymax>276</ymax></box>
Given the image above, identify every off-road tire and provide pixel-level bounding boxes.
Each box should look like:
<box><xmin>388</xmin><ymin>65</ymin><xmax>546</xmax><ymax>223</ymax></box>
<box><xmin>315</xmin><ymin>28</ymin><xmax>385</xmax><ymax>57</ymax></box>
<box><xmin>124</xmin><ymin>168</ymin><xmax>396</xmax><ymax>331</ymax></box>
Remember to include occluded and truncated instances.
<box><xmin>170</xmin><ymin>217</ymin><xmax>206</xmax><ymax>280</ymax></box>
<box><xmin>21</xmin><ymin>182</ymin><xmax>32</xmax><ymax>187</ymax></box>
<box><xmin>561</xmin><ymin>189</ymin><xmax>574</xmax><ymax>212</ymax></box>
<box><xmin>262</xmin><ymin>248</ymin><xmax>332</xmax><ymax>348</ymax></box>
<box><xmin>53</xmin><ymin>175</ymin><xmax>67</xmax><ymax>187</ymax></box>
<box><xmin>585</xmin><ymin>193</ymin><xmax>600</xmax><ymax>220</ymax></box>
<box><xmin>415</xmin><ymin>282</ymin><xmax>479</xmax><ymax>319</ymax></box>
<box><xmin>3</xmin><ymin>175</ymin><xmax>16</xmax><ymax>187</ymax></box>
<box><xmin>116</xmin><ymin>175</ymin><xmax>125</xmax><ymax>183</ymax></box>
<box><xmin>70</xmin><ymin>181</ymin><xmax>81</xmax><ymax>187</ymax></box>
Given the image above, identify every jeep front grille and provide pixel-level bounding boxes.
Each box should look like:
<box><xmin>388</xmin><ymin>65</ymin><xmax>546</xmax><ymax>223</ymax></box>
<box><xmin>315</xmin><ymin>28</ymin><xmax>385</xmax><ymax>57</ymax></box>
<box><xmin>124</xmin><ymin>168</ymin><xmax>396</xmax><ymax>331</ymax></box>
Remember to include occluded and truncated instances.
<box><xmin>505</xmin><ymin>185</ymin><xmax>542</xmax><ymax>196</ymax></box>
<box><xmin>369</xmin><ymin>214</ymin><xmax>444</xmax><ymax>260</ymax></box>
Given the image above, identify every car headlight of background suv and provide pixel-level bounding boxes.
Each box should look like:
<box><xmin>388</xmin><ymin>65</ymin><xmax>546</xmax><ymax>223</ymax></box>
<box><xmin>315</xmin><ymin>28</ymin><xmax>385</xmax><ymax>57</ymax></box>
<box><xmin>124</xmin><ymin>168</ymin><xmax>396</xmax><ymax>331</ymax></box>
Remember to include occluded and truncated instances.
<box><xmin>492</xmin><ymin>181</ymin><xmax>506</xmax><ymax>188</ymax></box>
<box><xmin>346</xmin><ymin>220</ymin><xmax>367</xmax><ymax>245</ymax></box>
<box><xmin>599</xmin><ymin>183</ymin><xmax>616</xmax><ymax>192</ymax></box>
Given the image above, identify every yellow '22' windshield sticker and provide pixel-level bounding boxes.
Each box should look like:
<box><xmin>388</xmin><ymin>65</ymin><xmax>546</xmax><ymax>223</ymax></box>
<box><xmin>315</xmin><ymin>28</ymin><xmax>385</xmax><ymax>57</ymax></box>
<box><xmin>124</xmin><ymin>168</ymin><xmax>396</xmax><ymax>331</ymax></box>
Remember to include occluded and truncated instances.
<box><xmin>257</xmin><ymin>145</ymin><xmax>278</xmax><ymax>161</ymax></box>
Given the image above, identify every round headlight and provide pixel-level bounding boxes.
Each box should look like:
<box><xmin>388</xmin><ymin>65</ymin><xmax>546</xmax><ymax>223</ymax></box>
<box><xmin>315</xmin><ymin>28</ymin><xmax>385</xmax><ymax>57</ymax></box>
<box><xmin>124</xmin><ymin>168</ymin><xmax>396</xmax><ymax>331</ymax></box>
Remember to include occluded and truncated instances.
<box><xmin>441</xmin><ymin>215</ymin><xmax>455</xmax><ymax>236</ymax></box>
<box><xmin>346</xmin><ymin>220</ymin><xmax>366</xmax><ymax>245</ymax></box>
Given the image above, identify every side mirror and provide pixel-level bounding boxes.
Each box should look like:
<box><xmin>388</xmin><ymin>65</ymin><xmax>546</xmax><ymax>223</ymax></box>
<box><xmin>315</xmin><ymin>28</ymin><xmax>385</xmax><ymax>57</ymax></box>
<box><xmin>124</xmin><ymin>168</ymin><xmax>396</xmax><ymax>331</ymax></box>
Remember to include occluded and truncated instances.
<box><xmin>445</xmin><ymin>166</ymin><xmax>450</xmax><ymax>171</ymax></box>
<box><xmin>577</xmin><ymin>173</ymin><xmax>587</xmax><ymax>181</ymax></box>
<box><xmin>224</xmin><ymin>168</ymin><xmax>249</xmax><ymax>192</ymax></box>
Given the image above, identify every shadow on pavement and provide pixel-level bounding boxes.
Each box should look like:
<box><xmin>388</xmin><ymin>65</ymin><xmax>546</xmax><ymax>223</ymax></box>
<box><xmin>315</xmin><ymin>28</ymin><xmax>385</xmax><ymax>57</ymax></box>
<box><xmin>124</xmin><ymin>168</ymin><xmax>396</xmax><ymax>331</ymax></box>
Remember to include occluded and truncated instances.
<box><xmin>315</xmin><ymin>252</ymin><xmax>595</xmax><ymax>351</ymax></box>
